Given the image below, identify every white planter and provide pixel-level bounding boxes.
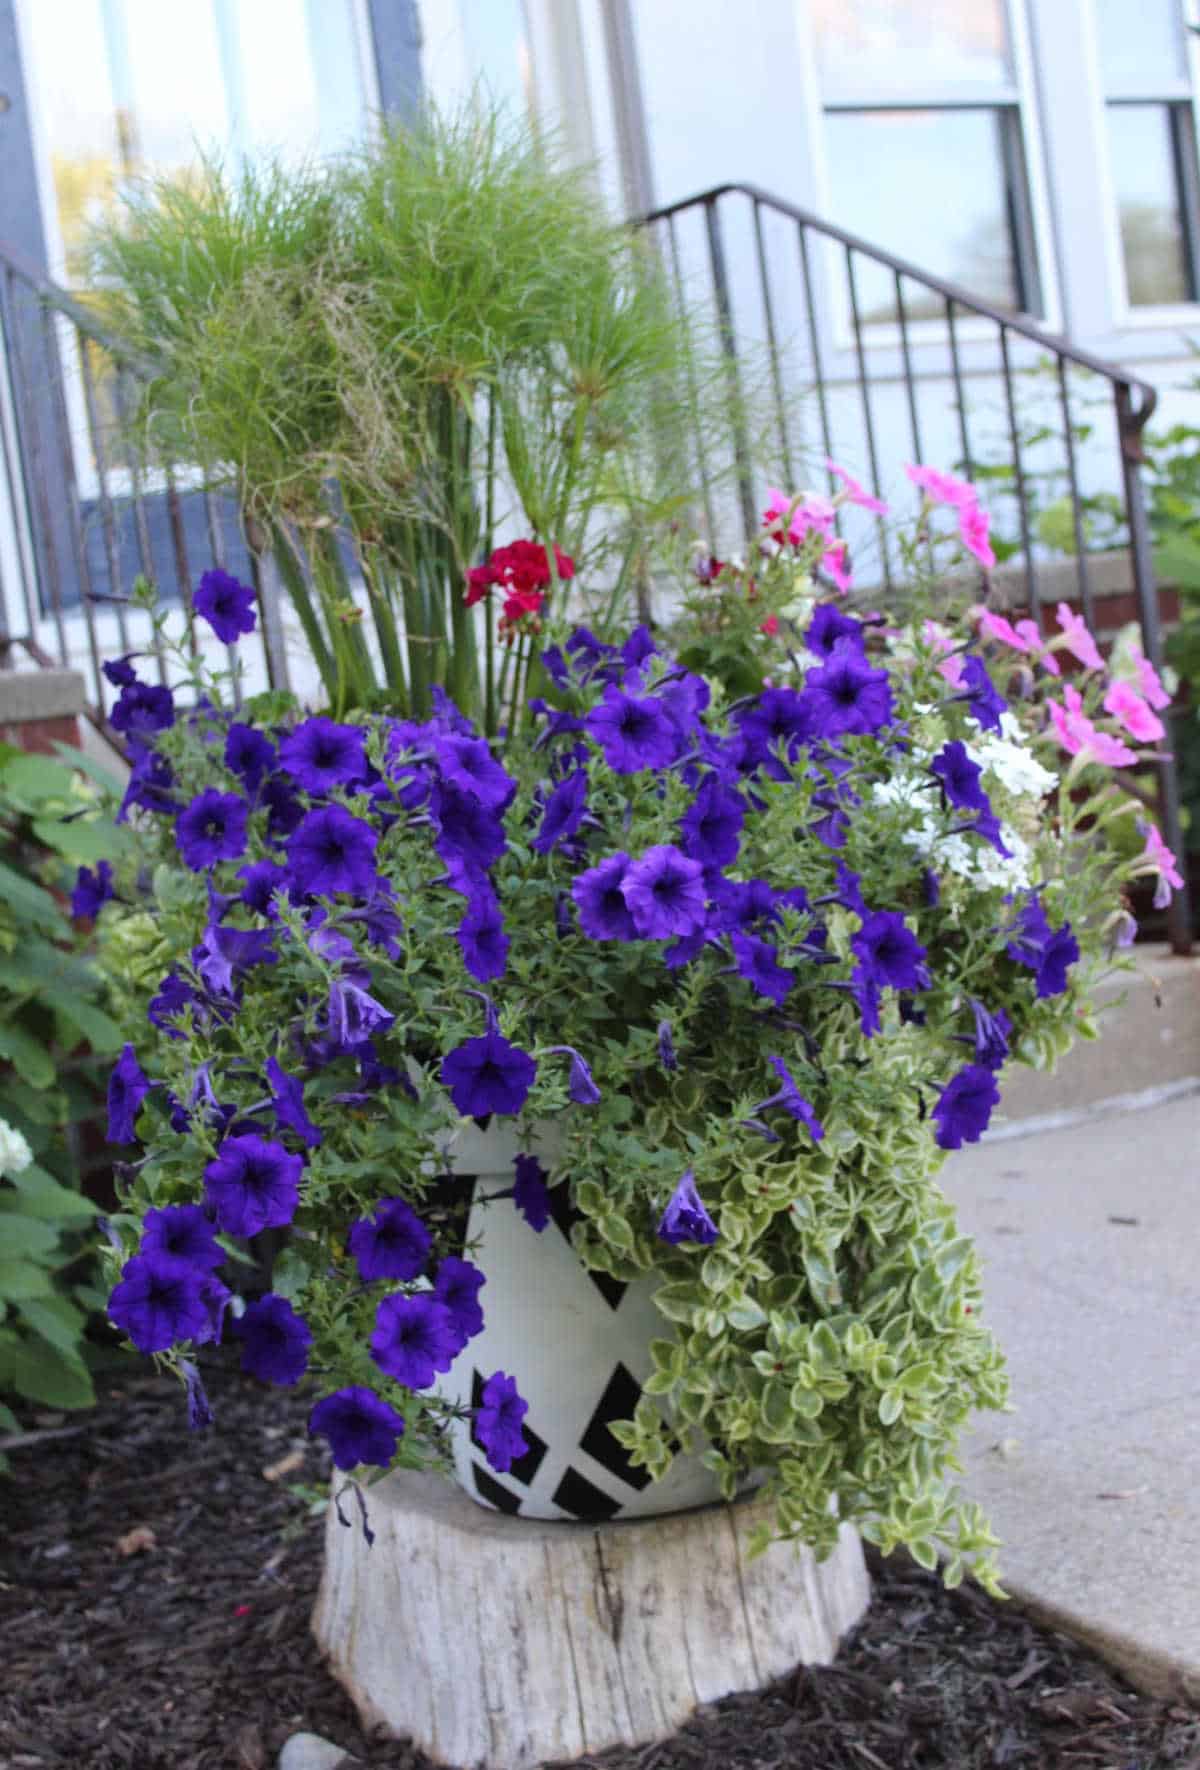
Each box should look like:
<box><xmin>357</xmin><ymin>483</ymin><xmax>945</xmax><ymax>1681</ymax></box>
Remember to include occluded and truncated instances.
<box><xmin>437</xmin><ymin>1117</ymin><xmax>728</xmax><ymax>1521</ymax></box>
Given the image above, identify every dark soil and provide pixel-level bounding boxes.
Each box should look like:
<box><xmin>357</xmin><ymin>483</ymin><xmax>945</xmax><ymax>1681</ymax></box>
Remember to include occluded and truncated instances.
<box><xmin>1</xmin><ymin>1365</ymin><xmax>1196</xmax><ymax>1770</ymax></box>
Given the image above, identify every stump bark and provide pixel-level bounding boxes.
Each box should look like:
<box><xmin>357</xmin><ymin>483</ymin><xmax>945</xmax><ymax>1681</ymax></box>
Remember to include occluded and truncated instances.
<box><xmin>313</xmin><ymin>1470</ymin><xmax>870</xmax><ymax>1769</ymax></box>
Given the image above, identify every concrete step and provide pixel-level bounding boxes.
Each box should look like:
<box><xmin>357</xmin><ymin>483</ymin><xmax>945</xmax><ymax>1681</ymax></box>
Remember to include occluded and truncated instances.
<box><xmin>997</xmin><ymin>945</ymin><xmax>1200</xmax><ymax>1128</ymax></box>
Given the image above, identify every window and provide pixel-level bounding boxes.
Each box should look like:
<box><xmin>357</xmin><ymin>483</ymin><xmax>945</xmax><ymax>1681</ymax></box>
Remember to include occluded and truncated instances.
<box><xmin>1095</xmin><ymin>0</ymin><xmax>1199</xmax><ymax>307</ymax></box>
<box><xmin>810</xmin><ymin>0</ymin><xmax>1042</xmax><ymax>322</ymax></box>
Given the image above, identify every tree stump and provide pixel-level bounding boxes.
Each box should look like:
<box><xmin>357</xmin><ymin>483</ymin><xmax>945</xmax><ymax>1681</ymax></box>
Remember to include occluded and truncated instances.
<box><xmin>312</xmin><ymin>1470</ymin><xmax>870</xmax><ymax>1769</ymax></box>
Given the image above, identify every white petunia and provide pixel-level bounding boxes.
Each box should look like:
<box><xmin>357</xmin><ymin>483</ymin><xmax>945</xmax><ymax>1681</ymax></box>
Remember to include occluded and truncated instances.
<box><xmin>0</xmin><ymin>1117</ymin><xmax>34</xmax><ymax>1179</ymax></box>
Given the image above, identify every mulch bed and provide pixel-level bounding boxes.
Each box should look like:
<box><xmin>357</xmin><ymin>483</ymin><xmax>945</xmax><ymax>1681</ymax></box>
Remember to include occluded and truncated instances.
<box><xmin>1</xmin><ymin>1364</ymin><xmax>1197</xmax><ymax>1770</ymax></box>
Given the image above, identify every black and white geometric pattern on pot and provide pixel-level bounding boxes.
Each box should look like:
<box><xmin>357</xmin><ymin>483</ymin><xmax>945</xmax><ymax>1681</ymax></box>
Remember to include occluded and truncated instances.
<box><xmin>437</xmin><ymin>1119</ymin><xmax>726</xmax><ymax>1521</ymax></box>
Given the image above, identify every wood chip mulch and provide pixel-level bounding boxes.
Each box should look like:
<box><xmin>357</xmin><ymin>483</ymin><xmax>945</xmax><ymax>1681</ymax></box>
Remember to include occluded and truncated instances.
<box><xmin>1</xmin><ymin>1363</ymin><xmax>1197</xmax><ymax>1770</ymax></box>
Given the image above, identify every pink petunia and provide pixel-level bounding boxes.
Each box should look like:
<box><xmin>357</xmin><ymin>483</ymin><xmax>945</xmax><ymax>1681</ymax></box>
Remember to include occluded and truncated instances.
<box><xmin>821</xmin><ymin>537</ymin><xmax>853</xmax><ymax>593</ymax></box>
<box><xmin>923</xmin><ymin>619</ymin><xmax>966</xmax><ymax>688</ymax></box>
<box><xmin>1140</xmin><ymin>821</ymin><xmax>1185</xmax><ymax>907</ymax></box>
<box><xmin>975</xmin><ymin>607</ymin><xmax>1028</xmax><ymax>651</ymax></box>
<box><xmin>760</xmin><ymin>613</ymin><xmax>780</xmax><ymax>636</ymax></box>
<box><xmin>1013</xmin><ymin>618</ymin><xmax>1060</xmax><ymax>675</ymax></box>
<box><xmin>904</xmin><ymin>463</ymin><xmax>978</xmax><ymax>510</ymax></box>
<box><xmin>1054</xmin><ymin>602</ymin><xmax>1105</xmax><ymax>672</ymax></box>
<box><xmin>1047</xmin><ymin>683</ymin><xmax>1137</xmax><ymax>767</ymax></box>
<box><xmin>825</xmin><ymin>458</ymin><xmax>888</xmax><ymax>515</ymax></box>
<box><xmin>958</xmin><ymin>500</ymin><xmax>995</xmax><ymax>569</ymax></box>
<box><xmin>1103</xmin><ymin>680</ymin><xmax>1165</xmax><ymax>744</ymax></box>
<box><xmin>762</xmin><ymin>487</ymin><xmax>834</xmax><ymax>547</ymax></box>
<box><xmin>1132</xmin><ymin>649</ymin><xmax>1171</xmax><ymax>711</ymax></box>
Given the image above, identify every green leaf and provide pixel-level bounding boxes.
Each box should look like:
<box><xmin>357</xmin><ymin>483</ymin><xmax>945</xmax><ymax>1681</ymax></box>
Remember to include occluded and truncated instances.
<box><xmin>5</xmin><ymin>1163</ymin><xmax>99</xmax><ymax>1220</ymax></box>
<box><xmin>51</xmin><ymin>742</ymin><xmax>125</xmax><ymax>800</ymax></box>
<box><xmin>878</xmin><ymin>1390</ymin><xmax>903</xmax><ymax>1426</ymax></box>
<box><xmin>0</xmin><ymin>1025</ymin><xmax>56</xmax><ymax>1090</ymax></box>
<box><xmin>0</xmin><ymin>1262</ymin><xmax>54</xmax><ymax>1301</ymax></box>
<box><xmin>1</xmin><ymin>754</ymin><xmax>78</xmax><ymax>804</ymax></box>
<box><xmin>17</xmin><ymin>1295</ymin><xmax>87</xmax><ymax>1360</ymax></box>
<box><xmin>32</xmin><ymin>818</ymin><xmax>124</xmax><ymax>865</ymax></box>
<box><xmin>726</xmin><ymin>1298</ymin><xmax>767</xmax><ymax>1331</ymax></box>
<box><xmin>9</xmin><ymin>1340</ymin><xmax>95</xmax><ymax>1410</ymax></box>
<box><xmin>0</xmin><ymin>1400</ymin><xmax>20</xmax><ymax>1433</ymax></box>
<box><xmin>0</xmin><ymin>1212</ymin><xmax>62</xmax><ymax>1258</ymax></box>
<box><xmin>43</xmin><ymin>993</ymin><xmax>123</xmax><ymax>1054</ymax></box>
<box><xmin>270</xmin><ymin>1244</ymin><xmax>313</xmax><ymax>1303</ymax></box>
<box><xmin>0</xmin><ymin>860</ymin><xmax>66</xmax><ymax>935</ymax></box>
<box><xmin>934</xmin><ymin>1237</ymin><xmax>974</xmax><ymax>1285</ymax></box>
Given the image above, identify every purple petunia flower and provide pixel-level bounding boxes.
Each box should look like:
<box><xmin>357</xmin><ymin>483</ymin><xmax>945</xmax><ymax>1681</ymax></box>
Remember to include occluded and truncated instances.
<box><xmin>430</xmin><ymin>781</ymin><xmax>507</xmax><ymax>879</ymax></box>
<box><xmin>326</xmin><ymin>973</ymin><xmax>395</xmax><ymax>1048</ymax></box>
<box><xmin>851</xmin><ymin>911</ymin><xmax>930</xmax><ymax>992</ymax></box>
<box><xmin>545</xmin><ymin>1044</ymin><xmax>601</xmax><ymax>1105</ymax></box>
<box><xmin>102</xmin><ymin>652</ymin><xmax>140</xmax><ymax>689</ymax></box>
<box><xmin>933</xmin><ymin>1064</ymin><xmax>1001</xmax><ymax>1150</ymax></box>
<box><xmin>678</xmin><ymin>778</ymin><xmax>744</xmax><ymax>869</ymax></box>
<box><xmin>734</xmin><ymin>687</ymin><xmax>811</xmax><ymax>778</ymax></box>
<box><xmin>620</xmin><ymin>845</ymin><xmax>707</xmax><ymax>941</ymax></box>
<box><xmin>801</xmin><ymin>646</ymin><xmax>894</xmax><ymax>739</ymax></box>
<box><xmin>531</xmin><ymin>770</ymin><xmax>589</xmax><ymax>854</ymax></box>
<box><xmin>195</xmin><ymin>1274</ymin><xmax>234</xmax><ymax>1346</ymax></box>
<box><xmin>238</xmin><ymin>859</ymin><xmax>289</xmax><ymax>916</ymax></box>
<box><xmin>71</xmin><ymin>859</ymin><xmax>114</xmax><ymax>921</ymax></box>
<box><xmin>433</xmin><ymin>1256</ymin><xmax>486</xmax><ymax>1350</ymax></box>
<box><xmin>349</xmin><ymin>1198</ymin><xmax>432</xmax><ymax>1283</ymax></box>
<box><xmin>457</xmin><ymin>887</ymin><xmax>509</xmax><ymax>982</ymax></box>
<box><xmin>585</xmin><ymin>686</ymin><xmax>679</xmax><ymax>774</ymax></box>
<box><xmin>118</xmin><ymin>746</ymin><xmax>176</xmax><ymax>823</ymax></box>
<box><xmin>224</xmin><ymin>722</ymin><xmax>276</xmax><ymax>790</ymax></box>
<box><xmin>657</xmin><ymin>1020</ymin><xmax>677</xmax><ymax>1071</ymax></box>
<box><xmin>958</xmin><ymin>655</ymin><xmax>1007</xmax><ymax>734</ymax></box>
<box><xmin>194</xmin><ymin>569</ymin><xmax>257</xmax><ymax>643</ymax></box>
<box><xmin>440</xmin><ymin>1028</ymin><xmax>537</xmax><ymax>1118</ymax></box>
<box><xmin>806</xmin><ymin>604</ymin><xmax>865</xmax><ymax>660</ymax></box>
<box><xmin>287</xmin><ymin>804</ymin><xmax>379</xmax><ymax>898</ymax></box>
<box><xmin>755</xmin><ymin>1055</ymin><xmax>824</xmax><ymax>1142</ymax></box>
<box><xmin>433</xmin><ymin>734</ymin><xmax>516</xmax><ymax>811</ymax></box>
<box><xmin>202</xmin><ymin>1134</ymin><xmax>303</xmax><ymax>1237</ymax></box>
<box><xmin>278</xmin><ymin>717</ymin><xmax>368</xmax><ymax>793</ymax></box>
<box><xmin>513</xmin><ymin>1153</ymin><xmax>551</xmax><ymax>1231</ymax></box>
<box><xmin>656</xmin><ymin>1169</ymin><xmax>719</xmax><ymax>1246</ymax></box>
<box><xmin>233</xmin><ymin>1293</ymin><xmax>313</xmax><ymax>1385</ymax></box>
<box><xmin>930</xmin><ymin>740</ymin><xmax>991</xmax><ymax>816</ymax></box>
<box><xmin>139</xmin><ymin>1204</ymin><xmax>223</xmax><ymax>1272</ymax></box>
<box><xmin>730</xmin><ymin>931</ymin><xmax>794</xmax><ymax>1006</ymax></box>
<box><xmin>193</xmin><ymin>921</ymin><xmax>277</xmax><ymax>997</ymax></box>
<box><xmin>572</xmin><ymin>852</ymin><xmax>637</xmax><ymax>941</ymax></box>
<box><xmin>370</xmin><ymin>1292</ymin><xmax>460</xmax><ymax>1389</ymax></box>
<box><xmin>309</xmin><ymin>1385</ymin><xmax>406</xmax><ymax>1471</ymax></box>
<box><xmin>1004</xmin><ymin>893</ymin><xmax>1080</xmax><ymax>998</ymax></box>
<box><xmin>181</xmin><ymin>1358</ymin><xmax>214</xmax><ymax>1431</ymax></box>
<box><xmin>473</xmin><ymin>1370</ymin><xmax>530</xmax><ymax>1473</ymax></box>
<box><xmin>175</xmin><ymin>789</ymin><xmax>248</xmax><ymax>872</ymax></box>
<box><xmin>265</xmin><ymin>1056</ymin><xmax>322</xmax><ymax>1148</ymax></box>
<box><xmin>968</xmin><ymin>1001</ymin><xmax>1012</xmax><ymax>1070</ymax></box>
<box><xmin>107</xmin><ymin>1254</ymin><xmax>210</xmax><ymax>1353</ymax></box>
<box><xmin>923</xmin><ymin>868</ymin><xmax>941</xmax><ymax>908</ymax></box>
<box><xmin>147</xmin><ymin>971</ymin><xmax>198</xmax><ymax>1036</ymax></box>
<box><xmin>110</xmin><ymin>680</ymin><xmax>175</xmax><ymax>738</ymax></box>
<box><xmin>108</xmin><ymin>1043</ymin><xmax>152</xmax><ymax>1143</ymax></box>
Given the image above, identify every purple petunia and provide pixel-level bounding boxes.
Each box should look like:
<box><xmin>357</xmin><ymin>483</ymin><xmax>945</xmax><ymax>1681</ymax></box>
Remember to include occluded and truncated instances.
<box><xmin>679</xmin><ymin>778</ymin><xmax>744</xmax><ymax>869</ymax></box>
<box><xmin>287</xmin><ymin>805</ymin><xmax>379</xmax><ymax>898</ymax></box>
<box><xmin>107</xmin><ymin>1254</ymin><xmax>210</xmax><ymax>1354</ymax></box>
<box><xmin>531</xmin><ymin>770</ymin><xmax>589</xmax><ymax>854</ymax></box>
<box><xmin>968</xmin><ymin>1001</ymin><xmax>1012</xmax><ymax>1071</ymax></box>
<box><xmin>309</xmin><ymin>1385</ymin><xmax>406</xmax><ymax>1471</ymax></box>
<box><xmin>278</xmin><ymin>717</ymin><xmax>368</xmax><ymax>794</ymax></box>
<box><xmin>806</xmin><ymin>604</ymin><xmax>864</xmax><ymax>660</ymax></box>
<box><xmin>730</xmin><ymin>931</ymin><xmax>794</xmax><ymax>1006</ymax></box>
<box><xmin>851</xmin><ymin>911</ymin><xmax>930</xmax><ymax>992</ymax></box>
<box><xmin>585</xmin><ymin>686</ymin><xmax>679</xmax><ymax>774</ymax></box>
<box><xmin>756</xmin><ymin>1055</ymin><xmax>825</xmax><ymax>1142</ymax></box>
<box><xmin>456</xmin><ymin>888</ymin><xmax>509</xmax><ymax>982</ymax></box>
<box><xmin>224</xmin><ymin>722</ymin><xmax>276</xmax><ymax>790</ymax></box>
<box><xmin>265</xmin><ymin>1056</ymin><xmax>322</xmax><ymax>1148</ymax></box>
<box><xmin>440</xmin><ymin>1028</ymin><xmax>537</xmax><ymax>1118</ymax></box>
<box><xmin>434</xmin><ymin>734</ymin><xmax>516</xmax><ymax>811</ymax></box>
<box><xmin>572</xmin><ymin>852</ymin><xmax>637</xmax><ymax>941</ymax></box>
<box><xmin>430</xmin><ymin>781</ymin><xmax>507</xmax><ymax>879</ymax></box>
<box><xmin>473</xmin><ymin>1370</ymin><xmax>530</xmax><ymax>1474</ymax></box>
<box><xmin>370</xmin><ymin>1293</ymin><xmax>460</xmax><ymax>1389</ymax></box>
<box><xmin>433</xmin><ymin>1256</ymin><xmax>486</xmax><ymax>1350</ymax></box>
<box><xmin>102</xmin><ymin>652</ymin><xmax>140</xmax><ymax>689</ymax></box>
<box><xmin>194</xmin><ymin>569</ymin><xmax>257</xmax><ymax>643</ymax></box>
<box><xmin>513</xmin><ymin>1152</ymin><xmax>551</xmax><ymax>1231</ymax></box>
<box><xmin>958</xmin><ymin>655</ymin><xmax>1007</xmax><ymax>734</ymax></box>
<box><xmin>656</xmin><ymin>1169</ymin><xmax>719</xmax><ymax>1246</ymax></box>
<box><xmin>1004</xmin><ymin>893</ymin><xmax>1080</xmax><ymax>998</ymax></box>
<box><xmin>110</xmin><ymin>680</ymin><xmax>175</xmax><ymax>738</ymax></box>
<box><xmin>108</xmin><ymin>1043</ymin><xmax>152</xmax><ymax>1143</ymax></box>
<box><xmin>930</xmin><ymin>740</ymin><xmax>991</xmax><ymax>816</ymax></box>
<box><xmin>71</xmin><ymin>859</ymin><xmax>114</xmax><ymax>920</ymax></box>
<box><xmin>620</xmin><ymin>845</ymin><xmax>707</xmax><ymax>941</ymax></box>
<box><xmin>176</xmin><ymin>789</ymin><xmax>249</xmax><ymax>872</ymax></box>
<box><xmin>933</xmin><ymin>1064</ymin><xmax>1001</xmax><ymax>1150</ymax></box>
<box><xmin>657</xmin><ymin>1020</ymin><xmax>677</xmax><ymax>1071</ymax></box>
<box><xmin>349</xmin><ymin>1198</ymin><xmax>432</xmax><ymax>1283</ymax></box>
<box><xmin>238</xmin><ymin>859</ymin><xmax>289</xmax><ymax>916</ymax></box>
<box><xmin>202</xmin><ymin>1134</ymin><xmax>303</xmax><ymax>1237</ymax></box>
<box><xmin>326</xmin><ymin>973</ymin><xmax>395</xmax><ymax>1048</ymax></box>
<box><xmin>233</xmin><ymin>1293</ymin><xmax>313</xmax><ymax>1385</ymax></box>
<box><xmin>182</xmin><ymin>1359</ymin><xmax>214</xmax><ymax>1431</ymax></box>
<box><xmin>139</xmin><ymin>1204</ymin><xmax>224</xmax><ymax>1272</ymax></box>
<box><xmin>735</xmin><ymin>687</ymin><xmax>811</xmax><ymax>778</ymax></box>
<box><xmin>801</xmin><ymin>646</ymin><xmax>894</xmax><ymax>739</ymax></box>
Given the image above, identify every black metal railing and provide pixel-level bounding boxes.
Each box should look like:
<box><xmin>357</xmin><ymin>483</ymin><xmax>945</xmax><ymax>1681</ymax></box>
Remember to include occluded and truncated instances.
<box><xmin>636</xmin><ymin>183</ymin><xmax>1192</xmax><ymax>951</ymax></box>
<box><xmin>0</xmin><ymin>183</ymin><xmax>1192</xmax><ymax>949</ymax></box>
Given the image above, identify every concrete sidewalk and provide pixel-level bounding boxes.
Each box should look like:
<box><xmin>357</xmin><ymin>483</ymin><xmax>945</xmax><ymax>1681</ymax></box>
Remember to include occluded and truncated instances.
<box><xmin>942</xmin><ymin>1088</ymin><xmax>1200</xmax><ymax>1700</ymax></box>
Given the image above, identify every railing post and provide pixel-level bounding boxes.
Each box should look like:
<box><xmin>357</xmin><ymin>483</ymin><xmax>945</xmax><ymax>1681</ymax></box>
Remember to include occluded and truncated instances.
<box><xmin>702</xmin><ymin>196</ymin><xmax>756</xmax><ymax>552</ymax></box>
<box><xmin>1115</xmin><ymin>382</ymin><xmax>1193</xmax><ymax>955</ymax></box>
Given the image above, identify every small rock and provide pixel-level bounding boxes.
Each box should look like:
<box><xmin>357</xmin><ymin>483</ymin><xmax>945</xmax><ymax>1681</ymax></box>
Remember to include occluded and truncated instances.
<box><xmin>277</xmin><ymin>1732</ymin><xmax>361</xmax><ymax>1770</ymax></box>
